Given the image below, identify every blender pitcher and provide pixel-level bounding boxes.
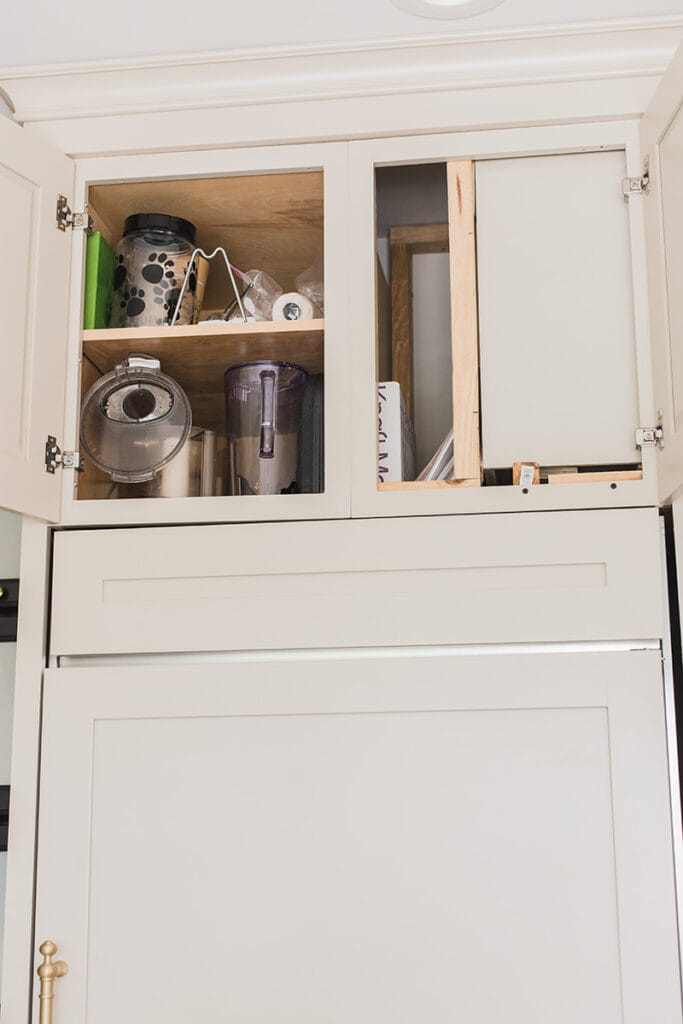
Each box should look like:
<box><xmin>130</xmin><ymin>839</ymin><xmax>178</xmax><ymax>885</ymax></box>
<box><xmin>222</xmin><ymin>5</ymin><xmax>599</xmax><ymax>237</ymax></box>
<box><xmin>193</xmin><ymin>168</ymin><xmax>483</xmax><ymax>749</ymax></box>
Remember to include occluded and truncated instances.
<box><xmin>224</xmin><ymin>361</ymin><xmax>308</xmax><ymax>495</ymax></box>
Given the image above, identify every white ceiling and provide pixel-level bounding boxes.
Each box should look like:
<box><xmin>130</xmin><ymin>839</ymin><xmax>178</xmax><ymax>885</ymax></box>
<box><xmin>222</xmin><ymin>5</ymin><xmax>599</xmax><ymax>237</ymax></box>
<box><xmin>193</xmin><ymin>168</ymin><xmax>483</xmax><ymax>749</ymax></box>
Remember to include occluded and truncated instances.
<box><xmin>3</xmin><ymin>0</ymin><xmax>683</xmax><ymax>69</ymax></box>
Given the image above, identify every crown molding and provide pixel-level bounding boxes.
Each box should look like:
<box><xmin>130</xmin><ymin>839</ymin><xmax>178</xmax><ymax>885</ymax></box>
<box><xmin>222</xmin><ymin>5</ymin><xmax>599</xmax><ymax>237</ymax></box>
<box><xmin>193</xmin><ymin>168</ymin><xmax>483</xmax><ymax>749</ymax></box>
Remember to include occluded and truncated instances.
<box><xmin>1</xmin><ymin>16</ymin><xmax>681</xmax><ymax>126</ymax></box>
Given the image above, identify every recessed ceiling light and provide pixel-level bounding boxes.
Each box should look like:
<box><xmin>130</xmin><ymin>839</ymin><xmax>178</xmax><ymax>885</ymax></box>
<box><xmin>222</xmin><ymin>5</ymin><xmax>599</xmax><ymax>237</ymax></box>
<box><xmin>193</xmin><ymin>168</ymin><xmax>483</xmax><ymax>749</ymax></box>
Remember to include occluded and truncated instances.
<box><xmin>391</xmin><ymin>0</ymin><xmax>506</xmax><ymax>19</ymax></box>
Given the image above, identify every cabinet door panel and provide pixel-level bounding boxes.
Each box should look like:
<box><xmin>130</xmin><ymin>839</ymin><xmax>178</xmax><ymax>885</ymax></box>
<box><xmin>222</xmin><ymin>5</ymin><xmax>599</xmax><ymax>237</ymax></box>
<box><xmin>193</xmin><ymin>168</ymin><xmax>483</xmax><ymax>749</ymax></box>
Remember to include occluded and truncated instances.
<box><xmin>50</xmin><ymin>508</ymin><xmax>663</xmax><ymax>655</ymax></box>
<box><xmin>34</xmin><ymin>651</ymin><xmax>681</xmax><ymax>1024</ymax></box>
<box><xmin>642</xmin><ymin>43</ymin><xmax>683</xmax><ymax>502</ymax></box>
<box><xmin>659</xmin><ymin>111</ymin><xmax>683</xmax><ymax>425</ymax></box>
<box><xmin>476</xmin><ymin>150</ymin><xmax>639</xmax><ymax>468</ymax></box>
<box><xmin>0</xmin><ymin>117</ymin><xmax>73</xmax><ymax>521</ymax></box>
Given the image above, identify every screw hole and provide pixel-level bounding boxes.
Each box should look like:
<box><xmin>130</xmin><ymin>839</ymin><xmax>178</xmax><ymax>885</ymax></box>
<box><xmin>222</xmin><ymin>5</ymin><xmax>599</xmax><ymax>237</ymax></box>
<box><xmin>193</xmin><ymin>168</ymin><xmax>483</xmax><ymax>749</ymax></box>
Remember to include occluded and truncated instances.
<box><xmin>522</xmin><ymin>487</ymin><xmax>529</xmax><ymax>495</ymax></box>
<box><xmin>610</xmin><ymin>482</ymin><xmax>617</xmax><ymax>490</ymax></box>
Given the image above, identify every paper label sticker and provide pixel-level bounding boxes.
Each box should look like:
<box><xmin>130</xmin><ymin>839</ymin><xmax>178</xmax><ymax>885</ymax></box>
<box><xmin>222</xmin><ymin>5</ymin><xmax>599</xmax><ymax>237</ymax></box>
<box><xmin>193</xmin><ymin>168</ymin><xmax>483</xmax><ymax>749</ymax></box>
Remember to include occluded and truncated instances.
<box><xmin>519</xmin><ymin>464</ymin><xmax>535</xmax><ymax>488</ymax></box>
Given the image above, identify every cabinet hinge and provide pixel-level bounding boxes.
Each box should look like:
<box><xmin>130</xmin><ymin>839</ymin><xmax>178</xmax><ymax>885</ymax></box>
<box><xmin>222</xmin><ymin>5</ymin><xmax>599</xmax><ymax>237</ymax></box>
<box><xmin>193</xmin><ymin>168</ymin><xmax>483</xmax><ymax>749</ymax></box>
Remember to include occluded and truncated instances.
<box><xmin>635</xmin><ymin>417</ymin><xmax>664</xmax><ymax>451</ymax></box>
<box><xmin>56</xmin><ymin>195</ymin><xmax>92</xmax><ymax>233</ymax></box>
<box><xmin>45</xmin><ymin>436</ymin><xmax>83</xmax><ymax>474</ymax></box>
<box><xmin>622</xmin><ymin>161</ymin><xmax>650</xmax><ymax>198</ymax></box>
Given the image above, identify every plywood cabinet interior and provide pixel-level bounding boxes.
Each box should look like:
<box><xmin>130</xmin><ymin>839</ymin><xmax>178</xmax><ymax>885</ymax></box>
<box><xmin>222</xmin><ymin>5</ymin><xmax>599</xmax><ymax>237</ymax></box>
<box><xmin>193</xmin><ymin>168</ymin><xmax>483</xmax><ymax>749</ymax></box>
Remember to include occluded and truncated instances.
<box><xmin>88</xmin><ymin>171</ymin><xmax>324</xmax><ymax>310</ymax></box>
<box><xmin>77</xmin><ymin>169</ymin><xmax>326</xmax><ymax>503</ymax></box>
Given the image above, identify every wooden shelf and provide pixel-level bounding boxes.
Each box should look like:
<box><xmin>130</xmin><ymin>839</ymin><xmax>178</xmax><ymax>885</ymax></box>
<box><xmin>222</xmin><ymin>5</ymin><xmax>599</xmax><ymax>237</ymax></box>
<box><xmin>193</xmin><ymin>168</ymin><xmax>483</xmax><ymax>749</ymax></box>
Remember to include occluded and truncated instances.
<box><xmin>82</xmin><ymin>319</ymin><xmax>324</xmax><ymax>435</ymax></box>
<box><xmin>83</xmin><ymin>319</ymin><xmax>324</xmax><ymax>378</ymax></box>
<box><xmin>378</xmin><ymin>480</ymin><xmax>479</xmax><ymax>491</ymax></box>
<box><xmin>547</xmin><ymin>470</ymin><xmax>642</xmax><ymax>484</ymax></box>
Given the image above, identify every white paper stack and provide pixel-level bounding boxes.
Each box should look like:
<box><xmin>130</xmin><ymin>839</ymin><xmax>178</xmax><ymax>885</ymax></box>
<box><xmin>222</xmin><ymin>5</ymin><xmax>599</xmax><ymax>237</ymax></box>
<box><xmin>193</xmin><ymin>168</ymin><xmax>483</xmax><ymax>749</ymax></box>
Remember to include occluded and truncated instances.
<box><xmin>377</xmin><ymin>382</ymin><xmax>416</xmax><ymax>483</ymax></box>
<box><xmin>417</xmin><ymin>429</ymin><xmax>454</xmax><ymax>481</ymax></box>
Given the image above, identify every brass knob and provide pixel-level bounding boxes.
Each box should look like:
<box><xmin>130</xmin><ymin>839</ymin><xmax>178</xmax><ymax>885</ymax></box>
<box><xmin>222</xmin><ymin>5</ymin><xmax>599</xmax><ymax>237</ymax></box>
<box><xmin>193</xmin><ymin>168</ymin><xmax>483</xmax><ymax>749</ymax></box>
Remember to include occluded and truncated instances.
<box><xmin>37</xmin><ymin>940</ymin><xmax>68</xmax><ymax>1024</ymax></box>
<box><xmin>0</xmin><ymin>585</ymin><xmax>5</xmax><ymax>600</ymax></box>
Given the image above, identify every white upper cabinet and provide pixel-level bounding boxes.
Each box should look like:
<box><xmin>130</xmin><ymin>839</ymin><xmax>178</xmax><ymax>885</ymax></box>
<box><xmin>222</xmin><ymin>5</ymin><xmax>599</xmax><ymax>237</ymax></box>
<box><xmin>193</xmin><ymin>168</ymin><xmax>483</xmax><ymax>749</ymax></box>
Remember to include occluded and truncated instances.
<box><xmin>349</xmin><ymin>123</ymin><xmax>658</xmax><ymax>520</ymax></box>
<box><xmin>58</xmin><ymin>143</ymin><xmax>350</xmax><ymax>527</ymax></box>
<box><xmin>0</xmin><ymin>117</ymin><xmax>74</xmax><ymax>522</ymax></box>
<box><xmin>4</xmin><ymin>53</ymin><xmax>683</xmax><ymax>526</ymax></box>
<box><xmin>642</xmin><ymin>41</ymin><xmax>683</xmax><ymax>504</ymax></box>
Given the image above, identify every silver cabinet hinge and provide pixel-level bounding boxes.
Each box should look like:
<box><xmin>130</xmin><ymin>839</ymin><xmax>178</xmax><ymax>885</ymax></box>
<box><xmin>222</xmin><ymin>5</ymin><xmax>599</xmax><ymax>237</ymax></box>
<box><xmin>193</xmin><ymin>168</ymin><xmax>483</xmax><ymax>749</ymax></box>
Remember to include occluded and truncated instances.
<box><xmin>45</xmin><ymin>436</ymin><xmax>83</xmax><ymax>474</ymax></box>
<box><xmin>635</xmin><ymin>418</ymin><xmax>664</xmax><ymax>450</ymax></box>
<box><xmin>56</xmin><ymin>195</ymin><xmax>92</xmax><ymax>233</ymax></box>
<box><xmin>622</xmin><ymin>160</ymin><xmax>650</xmax><ymax>198</ymax></box>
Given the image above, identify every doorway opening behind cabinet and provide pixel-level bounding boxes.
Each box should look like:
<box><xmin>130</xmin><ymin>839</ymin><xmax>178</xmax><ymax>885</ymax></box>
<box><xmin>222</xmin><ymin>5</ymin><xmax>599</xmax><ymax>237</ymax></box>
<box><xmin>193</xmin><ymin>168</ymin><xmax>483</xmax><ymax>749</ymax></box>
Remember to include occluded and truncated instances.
<box><xmin>374</xmin><ymin>151</ymin><xmax>644</xmax><ymax>495</ymax></box>
<box><xmin>76</xmin><ymin>171</ymin><xmax>325</xmax><ymax>501</ymax></box>
<box><xmin>376</xmin><ymin>163</ymin><xmax>454</xmax><ymax>486</ymax></box>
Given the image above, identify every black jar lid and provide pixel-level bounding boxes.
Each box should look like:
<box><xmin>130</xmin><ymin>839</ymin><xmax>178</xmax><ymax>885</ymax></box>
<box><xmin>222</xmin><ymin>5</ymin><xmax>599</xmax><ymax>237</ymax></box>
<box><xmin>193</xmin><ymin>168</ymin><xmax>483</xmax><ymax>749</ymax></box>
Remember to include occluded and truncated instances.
<box><xmin>123</xmin><ymin>213</ymin><xmax>196</xmax><ymax>244</ymax></box>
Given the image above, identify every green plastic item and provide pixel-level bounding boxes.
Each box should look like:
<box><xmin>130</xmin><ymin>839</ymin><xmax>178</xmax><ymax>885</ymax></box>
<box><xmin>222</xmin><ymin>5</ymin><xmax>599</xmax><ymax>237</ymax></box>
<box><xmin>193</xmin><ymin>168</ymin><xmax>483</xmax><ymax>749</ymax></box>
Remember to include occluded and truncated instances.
<box><xmin>83</xmin><ymin>231</ymin><xmax>115</xmax><ymax>329</ymax></box>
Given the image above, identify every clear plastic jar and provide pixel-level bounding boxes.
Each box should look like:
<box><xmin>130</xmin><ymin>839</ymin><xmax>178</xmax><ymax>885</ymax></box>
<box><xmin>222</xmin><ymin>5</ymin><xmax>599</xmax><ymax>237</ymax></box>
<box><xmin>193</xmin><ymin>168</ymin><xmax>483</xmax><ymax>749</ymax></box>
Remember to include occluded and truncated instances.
<box><xmin>109</xmin><ymin>213</ymin><xmax>202</xmax><ymax>328</ymax></box>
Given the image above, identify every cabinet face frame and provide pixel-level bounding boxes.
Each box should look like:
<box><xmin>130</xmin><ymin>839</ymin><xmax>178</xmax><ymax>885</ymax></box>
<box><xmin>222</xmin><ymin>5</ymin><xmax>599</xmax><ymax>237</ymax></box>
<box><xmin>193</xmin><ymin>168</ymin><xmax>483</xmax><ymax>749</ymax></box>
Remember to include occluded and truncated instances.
<box><xmin>349</xmin><ymin>120</ymin><xmax>658</xmax><ymax>518</ymax></box>
<box><xmin>59</xmin><ymin>142</ymin><xmax>351</xmax><ymax>526</ymax></box>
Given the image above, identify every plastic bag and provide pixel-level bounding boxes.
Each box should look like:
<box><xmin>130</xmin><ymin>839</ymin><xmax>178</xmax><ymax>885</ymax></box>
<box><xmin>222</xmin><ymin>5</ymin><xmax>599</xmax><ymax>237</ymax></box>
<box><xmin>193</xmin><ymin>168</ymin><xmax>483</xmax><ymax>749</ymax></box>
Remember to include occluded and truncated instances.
<box><xmin>295</xmin><ymin>260</ymin><xmax>324</xmax><ymax>314</ymax></box>
<box><xmin>225</xmin><ymin>269</ymin><xmax>283</xmax><ymax>322</ymax></box>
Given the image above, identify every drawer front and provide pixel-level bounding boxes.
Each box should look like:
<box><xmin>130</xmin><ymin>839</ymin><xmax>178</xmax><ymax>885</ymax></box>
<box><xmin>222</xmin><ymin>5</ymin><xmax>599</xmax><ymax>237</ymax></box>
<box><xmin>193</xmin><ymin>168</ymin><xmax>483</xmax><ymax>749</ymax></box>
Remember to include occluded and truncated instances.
<box><xmin>50</xmin><ymin>509</ymin><xmax>663</xmax><ymax>656</ymax></box>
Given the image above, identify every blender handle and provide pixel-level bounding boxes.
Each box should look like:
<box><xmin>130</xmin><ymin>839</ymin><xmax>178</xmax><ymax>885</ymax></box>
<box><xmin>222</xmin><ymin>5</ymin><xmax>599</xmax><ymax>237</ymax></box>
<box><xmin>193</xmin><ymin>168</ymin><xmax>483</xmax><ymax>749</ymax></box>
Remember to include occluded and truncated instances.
<box><xmin>259</xmin><ymin>370</ymin><xmax>276</xmax><ymax>459</ymax></box>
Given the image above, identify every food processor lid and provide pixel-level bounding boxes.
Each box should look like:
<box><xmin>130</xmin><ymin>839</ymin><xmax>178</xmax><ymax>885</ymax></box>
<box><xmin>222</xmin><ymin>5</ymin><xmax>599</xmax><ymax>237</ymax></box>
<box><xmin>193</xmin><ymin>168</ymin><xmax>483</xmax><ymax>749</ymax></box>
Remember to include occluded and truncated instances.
<box><xmin>80</xmin><ymin>355</ymin><xmax>192</xmax><ymax>483</ymax></box>
<box><xmin>122</xmin><ymin>213</ymin><xmax>196</xmax><ymax>244</ymax></box>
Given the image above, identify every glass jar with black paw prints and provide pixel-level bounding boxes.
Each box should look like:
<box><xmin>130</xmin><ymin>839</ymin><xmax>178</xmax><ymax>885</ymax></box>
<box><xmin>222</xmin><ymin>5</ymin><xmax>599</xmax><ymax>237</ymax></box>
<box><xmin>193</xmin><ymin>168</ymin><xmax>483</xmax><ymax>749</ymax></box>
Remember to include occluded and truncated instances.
<box><xmin>109</xmin><ymin>213</ymin><xmax>207</xmax><ymax>329</ymax></box>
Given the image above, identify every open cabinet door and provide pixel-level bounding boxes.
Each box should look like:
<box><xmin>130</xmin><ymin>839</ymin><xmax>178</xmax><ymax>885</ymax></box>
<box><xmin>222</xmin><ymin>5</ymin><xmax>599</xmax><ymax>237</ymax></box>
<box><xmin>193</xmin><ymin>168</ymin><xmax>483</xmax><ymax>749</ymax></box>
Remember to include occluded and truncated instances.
<box><xmin>0</xmin><ymin>116</ymin><xmax>73</xmax><ymax>521</ymax></box>
<box><xmin>642</xmin><ymin>40</ymin><xmax>683</xmax><ymax>503</ymax></box>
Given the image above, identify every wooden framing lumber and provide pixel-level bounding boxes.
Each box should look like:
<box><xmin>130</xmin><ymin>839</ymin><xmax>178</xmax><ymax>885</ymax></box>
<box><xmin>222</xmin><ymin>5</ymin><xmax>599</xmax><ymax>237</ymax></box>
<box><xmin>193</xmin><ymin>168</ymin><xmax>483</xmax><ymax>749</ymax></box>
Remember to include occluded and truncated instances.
<box><xmin>447</xmin><ymin>160</ymin><xmax>481</xmax><ymax>485</ymax></box>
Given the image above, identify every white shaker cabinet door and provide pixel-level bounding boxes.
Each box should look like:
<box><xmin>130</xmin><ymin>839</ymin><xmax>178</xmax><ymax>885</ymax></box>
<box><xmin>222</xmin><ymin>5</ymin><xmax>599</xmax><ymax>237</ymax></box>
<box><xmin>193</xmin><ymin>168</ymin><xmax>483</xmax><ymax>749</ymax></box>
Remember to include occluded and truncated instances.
<box><xmin>642</xmin><ymin>39</ymin><xmax>683</xmax><ymax>503</ymax></box>
<box><xmin>33</xmin><ymin>650</ymin><xmax>681</xmax><ymax>1024</ymax></box>
<box><xmin>476</xmin><ymin>150</ymin><xmax>639</xmax><ymax>469</ymax></box>
<box><xmin>0</xmin><ymin>117</ymin><xmax>73</xmax><ymax>521</ymax></box>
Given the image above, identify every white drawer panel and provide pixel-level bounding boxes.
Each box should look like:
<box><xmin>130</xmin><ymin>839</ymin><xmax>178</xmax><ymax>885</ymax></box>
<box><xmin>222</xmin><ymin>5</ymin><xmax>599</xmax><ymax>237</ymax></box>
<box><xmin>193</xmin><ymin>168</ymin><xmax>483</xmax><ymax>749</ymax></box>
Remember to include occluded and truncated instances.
<box><xmin>50</xmin><ymin>509</ymin><xmax>663</xmax><ymax>655</ymax></box>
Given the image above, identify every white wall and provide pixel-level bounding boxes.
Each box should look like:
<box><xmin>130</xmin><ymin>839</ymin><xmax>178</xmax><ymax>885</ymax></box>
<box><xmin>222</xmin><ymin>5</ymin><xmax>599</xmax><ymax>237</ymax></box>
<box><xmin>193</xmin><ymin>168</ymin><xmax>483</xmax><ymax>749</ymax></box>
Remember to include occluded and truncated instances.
<box><xmin>412</xmin><ymin>253</ymin><xmax>452</xmax><ymax>472</ymax></box>
<box><xmin>0</xmin><ymin>515</ymin><xmax>21</xmax><ymax>580</ymax></box>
